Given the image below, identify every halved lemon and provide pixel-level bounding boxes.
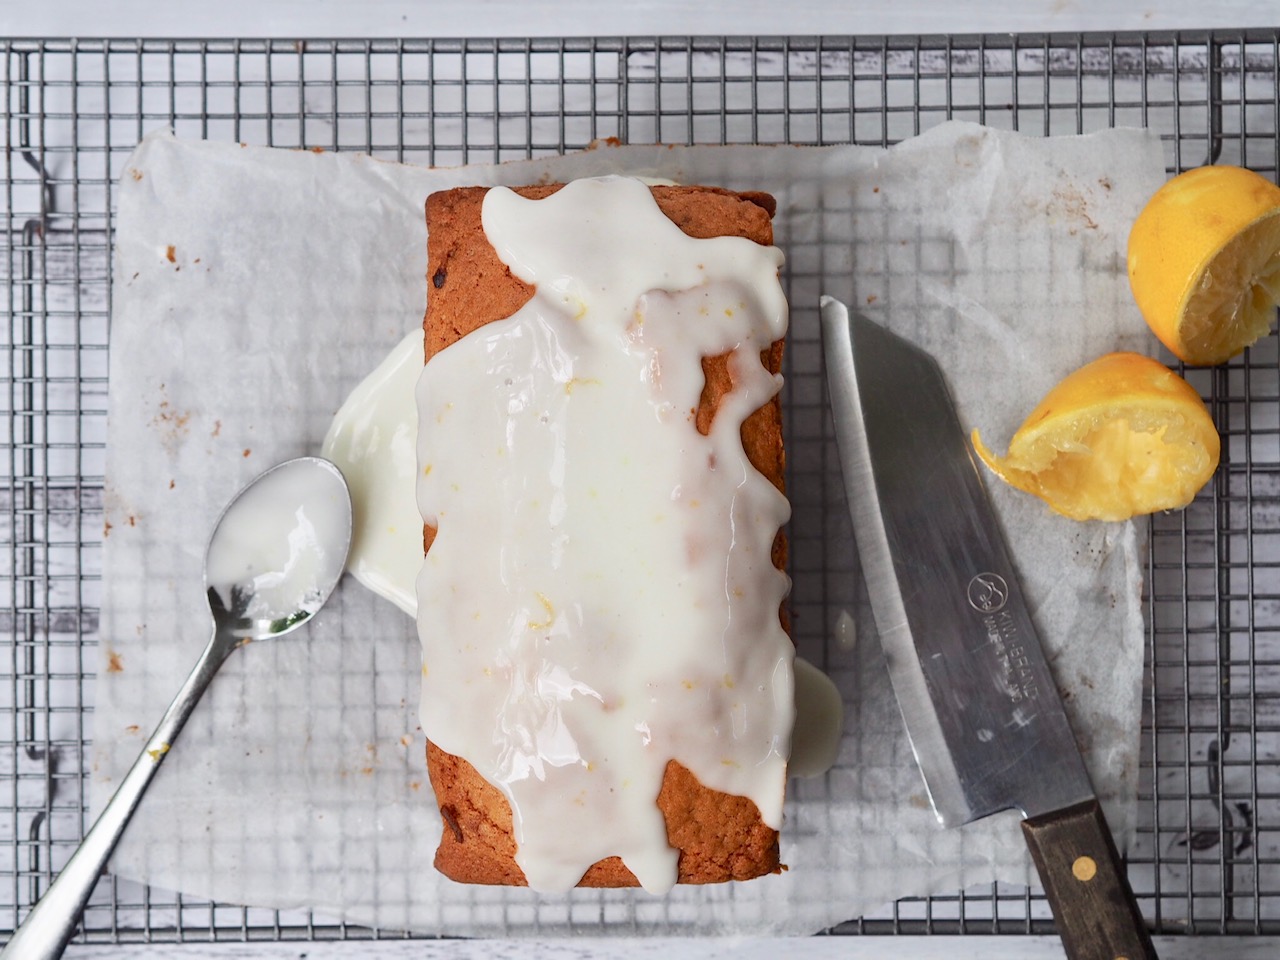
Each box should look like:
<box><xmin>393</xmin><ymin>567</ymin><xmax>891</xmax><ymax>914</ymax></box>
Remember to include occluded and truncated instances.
<box><xmin>971</xmin><ymin>353</ymin><xmax>1220</xmax><ymax>522</ymax></box>
<box><xmin>1128</xmin><ymin>164</ymin><xmax>1280</xmax><ymax>365</ymax></box>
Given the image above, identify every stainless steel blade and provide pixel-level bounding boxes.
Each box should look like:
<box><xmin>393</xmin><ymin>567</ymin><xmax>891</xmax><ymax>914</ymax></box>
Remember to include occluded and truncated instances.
<box><xmin>819</xmin><ymin>296</ymin><xmax>1096</xmax><ymax>827</ymax></box>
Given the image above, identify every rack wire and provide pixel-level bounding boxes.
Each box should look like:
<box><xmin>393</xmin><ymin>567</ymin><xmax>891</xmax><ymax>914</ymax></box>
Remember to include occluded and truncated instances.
<box><xmin>2</xmin><ymin>31</ymin><xmax>1279</xmax><ymax>945</ymax></box>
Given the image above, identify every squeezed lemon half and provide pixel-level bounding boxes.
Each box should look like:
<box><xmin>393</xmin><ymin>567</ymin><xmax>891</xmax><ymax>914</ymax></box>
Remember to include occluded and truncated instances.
<box><xmin>971</xmin><ymin>353</ymin><xmax>1220</xmax><ymax>522</ymax></box>
<box><xmin>1128</xmin><ymin>164</ymin><xmax>1280</xmax><ymax>365</ymax></box>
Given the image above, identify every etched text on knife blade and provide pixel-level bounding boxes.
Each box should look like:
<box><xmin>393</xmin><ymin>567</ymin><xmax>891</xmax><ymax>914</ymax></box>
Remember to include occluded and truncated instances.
<box><xmin>968</xmin><ymin>572</ymin><xmax>1040</xmax><ymax>707</ymax></box>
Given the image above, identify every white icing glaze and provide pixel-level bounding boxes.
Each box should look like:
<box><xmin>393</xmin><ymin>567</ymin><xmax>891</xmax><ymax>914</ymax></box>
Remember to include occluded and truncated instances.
<box><xmin>322</xmin><ymin>328</ymin><xmax>423</xmax><ymax>617</ymax></box>
<box><xmin>789</xmin><ymin>657</ymin><xmax>843</xmax><ymax>780</ymax></box>
<box><xmin>205</xmin><ymin>459</ymin><xmax>350</xmax><ymax>621</ymax></box>
<box><xmin>415</xmin><ymin>176</ymin><xmax>793</xmax><ymax>893</ymax></box>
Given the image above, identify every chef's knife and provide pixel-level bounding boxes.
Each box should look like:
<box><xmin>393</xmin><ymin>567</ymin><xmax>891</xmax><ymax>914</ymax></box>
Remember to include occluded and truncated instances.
<box><xmin>819</xmin><ymin>296</ymin><xmax>1156</xmax><ymax>960</ymax></box>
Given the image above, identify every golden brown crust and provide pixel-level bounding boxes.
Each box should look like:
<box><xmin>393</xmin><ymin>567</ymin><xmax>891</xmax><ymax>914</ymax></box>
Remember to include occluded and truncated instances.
<box><xmin>423</xmin><ymin>181</ymin><xmax>788</xmax><ymax>888</ymax></box>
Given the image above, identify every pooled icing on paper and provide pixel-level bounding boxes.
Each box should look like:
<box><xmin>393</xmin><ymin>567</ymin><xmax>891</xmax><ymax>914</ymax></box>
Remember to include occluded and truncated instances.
<box><xmin>415</xmin><ymin>176</ymin><xmax>794</xmax><ymax>893</ymax></box>
<box><xmin>789</xmin><ymin>658</ymin><xmax>843</xmax><ymax>780</ymax></box>
<box><xmin>322</xmin><ymin>328</ymin><xmax>424</xmax><ymax>617</ymax></box>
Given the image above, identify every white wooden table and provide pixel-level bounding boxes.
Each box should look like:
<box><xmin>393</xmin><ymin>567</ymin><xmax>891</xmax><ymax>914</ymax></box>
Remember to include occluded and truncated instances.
<box><xmin>5</xmin><ymin>0</ymin><xmax>1277</xmax><ymax>38</ymax></box>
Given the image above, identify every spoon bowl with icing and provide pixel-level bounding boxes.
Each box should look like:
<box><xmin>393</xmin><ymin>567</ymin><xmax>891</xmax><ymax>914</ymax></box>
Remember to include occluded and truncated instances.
<box><xmin>2</xmin><ymin>457</ymin><xmax>352</xmax><ymax>960</ymax></box>
<box><xmin>204</xmin><ymin>456</ymin><xmax>352</xmax><ymax>635</ymax></box>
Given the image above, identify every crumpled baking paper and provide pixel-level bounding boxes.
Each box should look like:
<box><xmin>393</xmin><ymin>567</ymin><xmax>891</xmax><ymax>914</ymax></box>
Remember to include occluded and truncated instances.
<box><xmin>94</xmin><ymin>121</ymin><xmax>1165</xmax><ymax>935</ymax></box>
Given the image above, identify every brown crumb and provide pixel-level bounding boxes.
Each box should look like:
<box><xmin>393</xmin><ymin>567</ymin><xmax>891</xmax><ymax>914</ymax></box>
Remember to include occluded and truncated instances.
<box><xmin>310</xmin><ymin>146</ymin><xmax>325</xmax><ymax>154</ymax></box>
<box><xmin>130</xmin><ymin>168</ymin><xmax>143</xmax><ymax>181</ymax></box>
<box><xmin>125</xmin><ymin>724</ymin><xmax>140</xmax><ymax>734</ymax></box>
<box><xmin>106</xmin><ymin>649</ymin><xmax>124</xmax><ymax>673</ymax></box>
<box><xmin>865</xmin><ymin>294</ymin><xmax>878</xmax><ymax>305</ymax></box>
<box><xmin>872</xmin><ymin>186</ymin><xmax>880</xmax><ymax>193</ymax></box>
<box><xmin>242</xmin><ymin>448</ymin><xmax>251</xmax><ymax>458</ymax></box>
<box><xmin>212</xmin><ymin>419</ymin><xmax>221</xmax><ymax>438</ymax></box>
<box><xmin>168</xmin><ymin>479</ymin><xmax>175</xmax><ymax>490</ymax></box>
<box><xmin>165</xmin><ymin>245</ymin><xmax>175</xmax><ymax>263</ymax></box>
<box><xmin>1050</xmin><ymin>184</ymin><xmax>1099</xmax><ymax>231</ymax></box>
<box><xmin>127</xmin><ymin>515</ymin><xmax>137</xmax><ymax>527</ymax></box>
<box><xmin>150</xmin><ymin>398</ymin><xmax>192</xmax><ymax>451</ymax></box>
<box><xmin>103</xmin><ymin>520</ymin><xmax>112</xmax><ymax>537</ymax></box>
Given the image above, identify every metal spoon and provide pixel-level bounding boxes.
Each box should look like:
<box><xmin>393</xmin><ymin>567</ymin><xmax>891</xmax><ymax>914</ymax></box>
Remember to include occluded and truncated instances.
<box><xmin>2</xmin><ymin>456</ymin><xmax>352</xmax><ymax>960</ymax></box>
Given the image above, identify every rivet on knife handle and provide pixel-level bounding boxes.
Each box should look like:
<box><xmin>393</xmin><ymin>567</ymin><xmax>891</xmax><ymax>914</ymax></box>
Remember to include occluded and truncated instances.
<box><xmin>1022</xmin><ymin>799</ymin><xmax>1156</xmax><ymax>960</ymax></box>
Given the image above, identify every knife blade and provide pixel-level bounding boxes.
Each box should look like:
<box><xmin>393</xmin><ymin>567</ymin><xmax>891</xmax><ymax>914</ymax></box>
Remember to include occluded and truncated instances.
<box><xmin>819</xmin><ymin>296</ymin><xmax>1155</xmax><ymax>960</ymax></box>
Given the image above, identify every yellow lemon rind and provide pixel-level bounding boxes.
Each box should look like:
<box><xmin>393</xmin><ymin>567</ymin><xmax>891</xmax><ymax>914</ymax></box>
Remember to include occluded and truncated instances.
<box><xmin>1128</xmin><ymin>165</ymin><xmax>1280</xmax><ymax>366</ymax></box>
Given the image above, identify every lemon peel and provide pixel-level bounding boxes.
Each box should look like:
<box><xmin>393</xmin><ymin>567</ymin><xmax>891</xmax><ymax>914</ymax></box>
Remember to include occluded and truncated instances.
<box><xmin>1128</xmin><ymin>164</ymin><xmax>1280</xmax><ymax>365</ymax></box>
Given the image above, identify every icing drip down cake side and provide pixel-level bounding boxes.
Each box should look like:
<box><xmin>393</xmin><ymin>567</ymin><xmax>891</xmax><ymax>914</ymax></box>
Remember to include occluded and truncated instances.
<box><xmin>417</xmin><ymin>178</ymin><xmax>794</xmax><ymax>892</ymax></box>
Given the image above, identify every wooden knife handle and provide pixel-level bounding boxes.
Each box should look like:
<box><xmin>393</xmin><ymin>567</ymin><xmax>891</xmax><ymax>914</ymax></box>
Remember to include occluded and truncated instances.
<box><xmin>1021</xmin><ymin>799</ymin><xmax>1157</xmax><ymax>960</ymax></box>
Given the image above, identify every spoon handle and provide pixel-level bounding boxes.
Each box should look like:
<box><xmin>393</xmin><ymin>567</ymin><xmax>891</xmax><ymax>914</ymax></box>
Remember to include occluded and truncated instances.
<box><xmin>2</xmin><ymin>626</ymin><xmax>238</xmax><ymax>960</ymax></box>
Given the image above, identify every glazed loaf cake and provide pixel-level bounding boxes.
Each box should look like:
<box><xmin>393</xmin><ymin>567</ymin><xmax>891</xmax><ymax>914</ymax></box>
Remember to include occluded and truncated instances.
<box><xmin>422</xmin><ymin>182</ymin><xmax>789</xmax><ymax>888</ymax></box>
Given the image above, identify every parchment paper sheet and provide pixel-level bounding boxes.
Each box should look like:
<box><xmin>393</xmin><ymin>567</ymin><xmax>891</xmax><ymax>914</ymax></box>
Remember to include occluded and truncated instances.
<box><xmin>94</xmin><ymin>122</ymin><xmax>1166</xmax><ymax>935</ymax></box>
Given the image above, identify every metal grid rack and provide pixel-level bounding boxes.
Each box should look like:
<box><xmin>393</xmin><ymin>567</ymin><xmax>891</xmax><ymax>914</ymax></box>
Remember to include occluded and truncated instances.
<box><xmin>2</xmin><ymin>30</ymin><xmax>1279</xmax><ymax>944</ymax></box>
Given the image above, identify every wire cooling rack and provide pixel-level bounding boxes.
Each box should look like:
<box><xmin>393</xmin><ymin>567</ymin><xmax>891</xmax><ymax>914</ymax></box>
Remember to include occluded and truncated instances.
<box><xmin>2</xmin><ymin>31</ymin><xmax>1279</xmax><ymax>945</ymax></box>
